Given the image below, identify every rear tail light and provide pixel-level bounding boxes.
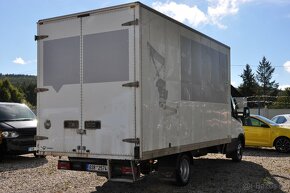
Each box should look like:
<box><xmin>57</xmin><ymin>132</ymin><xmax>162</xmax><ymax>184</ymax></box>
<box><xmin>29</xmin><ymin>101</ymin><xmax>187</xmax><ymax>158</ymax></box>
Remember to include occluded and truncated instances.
<box><xmin>121</xmin><ymin>166</ymin><xmax>132</xmax><ymax>175</ymax></box>
<box><xmin>121</xmin><ymin>166</ymin><xmax>138</xmax><ymax>175</ymax></box>
<box><xmin>58</xmin><ymin>161</ymin><xmax>71</xmax><ymax>170</ymax></box>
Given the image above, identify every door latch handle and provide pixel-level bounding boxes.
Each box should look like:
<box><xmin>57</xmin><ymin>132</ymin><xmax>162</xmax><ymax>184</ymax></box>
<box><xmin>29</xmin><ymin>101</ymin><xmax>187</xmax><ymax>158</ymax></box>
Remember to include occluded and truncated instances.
<box><xmin>122</xmin><ymin>81</ymin><xmax>139</xmax><ymax>88</ymax></box>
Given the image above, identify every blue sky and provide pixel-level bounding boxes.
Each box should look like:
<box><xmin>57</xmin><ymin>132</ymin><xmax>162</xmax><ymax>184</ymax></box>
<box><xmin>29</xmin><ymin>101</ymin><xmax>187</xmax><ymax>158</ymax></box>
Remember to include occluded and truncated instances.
<box><xmin>0</xmin><ymin>0</ymin><xmax>289</xmax><ymax>89</ymax></box>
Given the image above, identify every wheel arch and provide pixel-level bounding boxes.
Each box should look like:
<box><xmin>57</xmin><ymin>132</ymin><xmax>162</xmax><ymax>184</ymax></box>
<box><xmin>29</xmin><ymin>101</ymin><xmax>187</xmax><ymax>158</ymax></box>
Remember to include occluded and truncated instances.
<box><xmin>184</xmin><ymin>151</ymin><xmax>194</xmax><ymax>165</ymax></box>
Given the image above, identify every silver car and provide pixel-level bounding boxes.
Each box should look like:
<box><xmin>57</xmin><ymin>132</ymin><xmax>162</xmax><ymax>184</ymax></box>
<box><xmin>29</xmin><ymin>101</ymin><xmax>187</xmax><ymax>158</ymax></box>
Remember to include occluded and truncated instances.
<box><xmin>271</xmin><ymin>114</ymin><xmax>290</xmax><ymax>127</ymax></box>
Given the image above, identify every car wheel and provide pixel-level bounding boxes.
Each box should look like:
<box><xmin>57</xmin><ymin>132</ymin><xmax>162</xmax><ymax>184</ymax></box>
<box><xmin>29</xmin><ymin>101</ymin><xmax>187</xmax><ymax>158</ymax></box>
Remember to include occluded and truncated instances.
<box><xmin>231</xmin><ymin>139</ymin><xmax>243</xmax><ymax>162</ymax></box>
<box><xmin>275</xmin><ymin>137</ymin><xmax>290</xmax><ymax>153</ymax></box>
<box><xmin>175</xmin><ymin>154</ymin><xmax>192</xmax><ymax>186</ymax></box>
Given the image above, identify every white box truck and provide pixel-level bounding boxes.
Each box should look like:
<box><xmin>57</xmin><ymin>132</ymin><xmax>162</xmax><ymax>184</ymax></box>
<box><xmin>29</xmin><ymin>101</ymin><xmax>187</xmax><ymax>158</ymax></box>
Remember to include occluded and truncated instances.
<box><xmin>35</xmin><ymin>2</ymin><xmax>249</xmax><ymax>186</ymax></box>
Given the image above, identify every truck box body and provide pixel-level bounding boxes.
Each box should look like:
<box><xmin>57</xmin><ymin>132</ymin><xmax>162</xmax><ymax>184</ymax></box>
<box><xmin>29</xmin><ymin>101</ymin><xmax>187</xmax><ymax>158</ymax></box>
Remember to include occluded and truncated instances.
<box><xmin>36</xmin><ymin>2</ymin><xmax>235</xmax><ymax>162</ymax></box>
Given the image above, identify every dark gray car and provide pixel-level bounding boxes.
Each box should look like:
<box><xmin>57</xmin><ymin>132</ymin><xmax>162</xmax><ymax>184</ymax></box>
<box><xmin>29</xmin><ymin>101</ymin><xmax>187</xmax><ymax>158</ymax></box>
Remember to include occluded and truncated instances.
<box><xmin>0</xmin><ymin>102</ymin><xmax>36</xmax><ymax>157</ymax></box>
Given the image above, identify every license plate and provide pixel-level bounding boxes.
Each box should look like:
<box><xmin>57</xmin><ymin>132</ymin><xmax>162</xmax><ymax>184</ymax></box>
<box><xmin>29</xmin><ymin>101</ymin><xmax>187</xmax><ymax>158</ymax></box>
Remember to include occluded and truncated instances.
<box><xmin>86</xmin><ymin>164</ymin><xmax>108</xmax><ymax>172</ymax></box>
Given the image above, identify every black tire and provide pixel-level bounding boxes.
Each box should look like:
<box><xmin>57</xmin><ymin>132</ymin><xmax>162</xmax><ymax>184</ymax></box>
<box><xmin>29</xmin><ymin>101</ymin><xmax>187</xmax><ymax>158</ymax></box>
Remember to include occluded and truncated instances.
<box><xmin>175</xmin><ymin>154</ymin><xmax>192</xmax><ymax>186</ymax></box>
<box><xmin>231</xmin><ymin>139</ymin><xmax>243</xmax><ymax>162</ymax></box>
<box><xmin>0</xmin><ymin>144</ymin><xmax>5</xmax><ymax>161</ymax></box>
<box><xmin>140</xmin><ymin>162</ymin><xmax>151</xmax><ymax>175</ymax></box>
<box><xmin>274</xmin><ymin>137</ymin><xmax>290</xmax><ymax>153</ymax></box>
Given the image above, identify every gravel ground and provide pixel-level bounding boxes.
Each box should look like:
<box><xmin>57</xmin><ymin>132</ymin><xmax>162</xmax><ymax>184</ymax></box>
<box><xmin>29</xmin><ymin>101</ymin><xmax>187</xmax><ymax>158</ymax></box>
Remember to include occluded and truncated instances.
<box><xmin>0</xmin><ymin>148</ymin><xmax>289</xmax><ymax>193</ymax></box>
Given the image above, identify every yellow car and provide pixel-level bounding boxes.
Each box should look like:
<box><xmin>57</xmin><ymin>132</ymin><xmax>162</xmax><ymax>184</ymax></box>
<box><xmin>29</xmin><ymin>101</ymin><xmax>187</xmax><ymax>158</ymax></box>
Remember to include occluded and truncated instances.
<box><xmin>243</xmin><ymin>115</ymin><xmax>290</xmax><ymax>153</ymax></box>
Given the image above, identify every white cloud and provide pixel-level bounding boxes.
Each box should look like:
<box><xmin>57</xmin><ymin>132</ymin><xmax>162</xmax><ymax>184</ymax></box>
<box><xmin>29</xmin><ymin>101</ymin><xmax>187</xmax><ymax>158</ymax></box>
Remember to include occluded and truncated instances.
<box><xmin>231</xmin><ymin>80</ymin><xmax>239</xmax><ymax>87</ymax></box>
<box><xmin>152</xmin><ymin>0</ymin><xmax>251</xmax><ymax>29</ymax></box>
<box><xmin>12</xmin><ymin>57</ymin><xmax>36</xmax><ymax>65</ymax></box>
<box><xmin>279</xmin><ymin>85</ymin><xmax>290</xmax><ymax>90</ymax></box>
<box><xmin>13</xmin><ymin>57</ymin><xmax>27</xmax><ymax>65</ymax></box>
<box><xmin>283</xmin><ymin>61</ymin><xmax>290</xmax><ymax>73</ymax></box>
<box><xmin>152</xmin><ymin>2</ymin><xmax>208</xmax><ymax>27</ymax></box>
<box><xmin>208</xmin><ymin>0</ymin><xmax>251</xmax><ymax>29</ymax></box>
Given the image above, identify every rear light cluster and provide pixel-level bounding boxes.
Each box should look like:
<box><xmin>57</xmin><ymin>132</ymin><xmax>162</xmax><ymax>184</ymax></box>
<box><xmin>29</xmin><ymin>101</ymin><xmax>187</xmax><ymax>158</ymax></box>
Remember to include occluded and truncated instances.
<box><xmin>58</xmin><ymin>161</ymin><xmax>71</xmax><ymax>170</ymax></box>
<box><xmin>58</xmin><ymin>160</ymin><xmax>86</xmax><ymax>171</ymax></box>
<box><xmin>116</xmin><ymin>165</ymin><xmax>139</xmax><ymax>176</ymax></box>
<box><xmin>121</xmin><ymin>166</ymin><xmax>135</xmax><ymax>175</ymax></box>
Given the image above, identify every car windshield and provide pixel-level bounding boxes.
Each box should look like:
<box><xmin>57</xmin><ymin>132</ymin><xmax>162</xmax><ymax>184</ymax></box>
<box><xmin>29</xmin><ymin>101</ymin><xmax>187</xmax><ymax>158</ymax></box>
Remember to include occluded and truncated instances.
<box><xmin>254</xmin><ymin>115</ymin><xmax>277</xmax><ymax>126</ymax></box>
<box><xmin>0</xmin><ymin>103</ymin><xmax>36</xmax><ymax>121</ymax></box>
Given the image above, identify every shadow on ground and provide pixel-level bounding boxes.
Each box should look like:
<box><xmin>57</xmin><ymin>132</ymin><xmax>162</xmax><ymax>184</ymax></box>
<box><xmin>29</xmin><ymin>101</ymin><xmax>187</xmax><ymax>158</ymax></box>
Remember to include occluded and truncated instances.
<box><xmin>93</xmin><ymin>157</ymin><xmax>285</xmax><ymax>193</ymax></box>
<box><xmin>244</xmin><ymin>147</ymin><xmax>289</xmax><ymax>157</ymax></box>
<box><xmin>0</xmin><ymin>154</ymin><xmax>48</xmax><ymax>172</ymax></box>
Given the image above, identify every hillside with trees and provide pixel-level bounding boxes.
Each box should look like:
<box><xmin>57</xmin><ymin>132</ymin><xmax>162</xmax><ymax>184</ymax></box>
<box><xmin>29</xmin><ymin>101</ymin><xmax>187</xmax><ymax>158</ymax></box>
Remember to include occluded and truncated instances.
<box><xmin>0</xmin><ymin>74</ymin><xmax>37</xmax><ymax>107</ymax></box>
<box><xmin>1</xmin><ymin>56</ymin><xmax>289</xmax><ymax>109</ymax></box>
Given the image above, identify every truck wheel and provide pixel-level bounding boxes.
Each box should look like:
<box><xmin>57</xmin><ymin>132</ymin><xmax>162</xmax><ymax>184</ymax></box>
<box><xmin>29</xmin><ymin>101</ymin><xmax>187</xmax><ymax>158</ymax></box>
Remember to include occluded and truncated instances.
<box><xmin>0</xmin><ymin>145</ymin><xmax>5</xmax><ymax>161</ymax></box>
<box><xmin>0</xmin><ymin>151</ymin><xmax>3</xmax><ymax>161</ymax></box>
<box><xmin>140</xmin><ymin>162</ymin><xmax>150</xmax><ymax>174</ymax></box>
<box><xmin>231</xmin><ymin>139</ymin><xmax>243</xmax><ymax>162</ymax></box>
<box><xmin>275</xmin><ymin>137</ymin><xmax>290</xmax><ymax>153</ymax></box>
<box><xmin>175</xmin><ymin>154</ymin><xmax>192</xmax><ymax>186</ymax></box>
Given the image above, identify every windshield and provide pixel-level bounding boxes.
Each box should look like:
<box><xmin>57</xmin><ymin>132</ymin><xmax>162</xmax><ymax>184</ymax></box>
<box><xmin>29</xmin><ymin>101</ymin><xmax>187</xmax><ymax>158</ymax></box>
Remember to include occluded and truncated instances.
<box><xmin>0</xmin><ymin>103</ymin><xmax>36</xmax><ymax>121</ymax></box>
<box><xmin>254</xmin><ymin>115</ymin><xmax>277</xmax><ymax>126</ymax></box>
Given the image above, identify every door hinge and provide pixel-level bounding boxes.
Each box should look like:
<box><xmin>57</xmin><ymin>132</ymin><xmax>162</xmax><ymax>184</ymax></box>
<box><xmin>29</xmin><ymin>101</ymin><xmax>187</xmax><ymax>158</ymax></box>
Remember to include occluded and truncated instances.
<box><xmin>122</xmin><ymin>18</ymin><xmax>138</xmax><ymax>26</ymax></box>
<box><xmin>35</xmin><ymin>88</ymin><xmax>49</xmax><ymax>93</ymax></box>
<box><xmin>122</xmin><ymin>138</ymin><xmax>140</xmax><ymax>144</ymax></box>
<box><xmin>34</xmin><ymin>135</ymin><xmax>49</xmax><ymax>140</ymax></box>
<box><xmin>34</xmin><ymin>35</ymin><xmax>48</xmax><ymax>41</ymax></box>
<box><xmin>122</xmin><ymin>81</ymin><xmax>139</xmax><ymax>88</ymax></box>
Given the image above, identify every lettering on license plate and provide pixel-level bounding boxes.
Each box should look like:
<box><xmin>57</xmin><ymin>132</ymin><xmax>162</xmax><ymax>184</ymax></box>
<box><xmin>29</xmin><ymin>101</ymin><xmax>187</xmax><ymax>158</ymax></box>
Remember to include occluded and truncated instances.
<box><xmin>87</xmin><ymin>164</ymin><xmax>108</xmax><ymax>172</ymax></box>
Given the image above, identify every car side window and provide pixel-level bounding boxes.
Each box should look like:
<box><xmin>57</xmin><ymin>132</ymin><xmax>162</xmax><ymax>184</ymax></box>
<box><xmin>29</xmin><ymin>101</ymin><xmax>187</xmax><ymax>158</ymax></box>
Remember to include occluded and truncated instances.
<box><xmin>277</xmin><ymin>116</ymin><xmax>287</xmax><ymax>124</ymax></box>
<box><xmin>244</xmin><ymin>118</ymin><xmax>252</xmax><ymax>126</ymax></box>
<box><xmin>250</xmin><ymin>118</ymin><xmax>268</xmax><ymax>127</ymax></box>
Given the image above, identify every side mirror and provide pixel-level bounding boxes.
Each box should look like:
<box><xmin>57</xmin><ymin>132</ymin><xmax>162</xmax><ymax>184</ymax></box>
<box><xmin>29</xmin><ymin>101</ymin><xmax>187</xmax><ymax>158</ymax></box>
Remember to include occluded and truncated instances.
<box><xmin>243</xmin><ymin>107</ymin><xmax>250</xmax><ymax>118</ymax></box>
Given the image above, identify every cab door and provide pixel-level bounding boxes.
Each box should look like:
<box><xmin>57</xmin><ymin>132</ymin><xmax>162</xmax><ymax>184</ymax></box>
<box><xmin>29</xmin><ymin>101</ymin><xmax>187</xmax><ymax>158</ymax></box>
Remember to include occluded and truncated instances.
<box><xmin>244</xmin><ymin>117</ymin><xmax>271</xmax><ymax>146</ymax></box>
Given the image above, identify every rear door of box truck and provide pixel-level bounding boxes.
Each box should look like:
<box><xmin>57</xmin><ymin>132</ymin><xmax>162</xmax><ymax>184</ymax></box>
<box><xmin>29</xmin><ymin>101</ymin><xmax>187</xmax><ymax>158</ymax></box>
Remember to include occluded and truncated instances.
<box><xmin>36</xmin><ymin>4</ymin><xmax>139</xmax><ymax>160</ymax></box>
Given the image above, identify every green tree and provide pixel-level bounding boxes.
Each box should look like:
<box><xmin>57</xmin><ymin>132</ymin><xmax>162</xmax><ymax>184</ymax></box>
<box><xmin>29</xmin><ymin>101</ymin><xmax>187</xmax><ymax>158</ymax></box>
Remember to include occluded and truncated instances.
<box><xmin>238</xmin><ymin>64</ymin><xmax>258</xmax><ymax>96</ymax></box>
<box><xmin>22</xmin><ymin>83</ymin><xmax>37</xmax><ymax>106</ymax></box>
<box><xmin>0</xmin><ymin>79</ymin><xmax>25</xmax><ymax>103</ymax></box>
<box><xmin>271</xmin><ymin>87</ymin><xmax>290</xmax><ymax>108</ymax></box>
<box><xmin>285</xmin><ymin>87</ymin><xmax>290</xmax><ymax>96</ymax></box>
<box><xmin>256</xmin><ymin>56</ymin><xmax>279</xmax><ymax>96</ymax></box>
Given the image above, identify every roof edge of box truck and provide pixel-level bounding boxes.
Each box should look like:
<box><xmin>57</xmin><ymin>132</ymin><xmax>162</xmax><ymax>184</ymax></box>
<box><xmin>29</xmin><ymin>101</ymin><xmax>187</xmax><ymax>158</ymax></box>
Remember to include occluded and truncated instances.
<box><xmin>37</xmin><ymin>1</ymin><xmax>229</xmax><ymax>49</ymax></box>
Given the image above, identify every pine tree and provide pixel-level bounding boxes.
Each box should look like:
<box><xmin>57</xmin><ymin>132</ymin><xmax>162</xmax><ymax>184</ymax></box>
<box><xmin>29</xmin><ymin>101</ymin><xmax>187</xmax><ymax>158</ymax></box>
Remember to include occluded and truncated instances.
<box><xmin>238</xmin><ymin>64</ymin><xmax>258</xmax><ymax>96</ymax></box>
<box><xmin>256</xmin><ymin>56</ymin><xmax>279</xmax><ymax>96</ymax></box>
<box><xmin>0</xmin><ymin>79</ymin><xmax>25</xmax><ymax>103</ymax></box>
